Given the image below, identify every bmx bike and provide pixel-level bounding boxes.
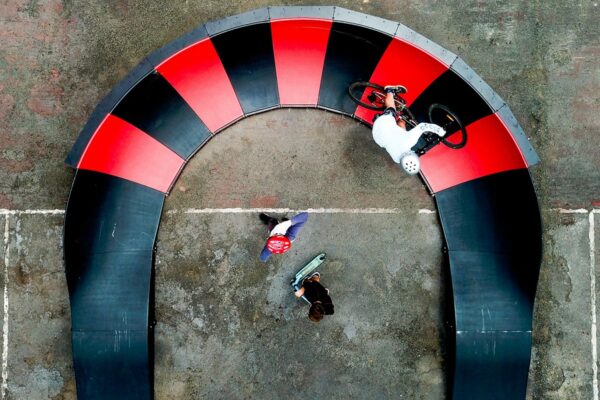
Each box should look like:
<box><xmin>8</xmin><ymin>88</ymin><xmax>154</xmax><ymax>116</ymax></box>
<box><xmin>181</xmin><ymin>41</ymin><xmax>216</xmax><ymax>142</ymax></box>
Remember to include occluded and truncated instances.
<box><xmin>348</xmin><ymin>82</ymin><xmax>468</xmax><ymax>154</ymax></box>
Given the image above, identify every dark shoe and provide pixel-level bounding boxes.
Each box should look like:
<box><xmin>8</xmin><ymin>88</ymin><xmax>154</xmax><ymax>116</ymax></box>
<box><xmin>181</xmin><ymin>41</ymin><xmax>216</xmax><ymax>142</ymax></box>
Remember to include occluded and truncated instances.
<box><xmin>260</xmin><ymin>212</ymin><xmax>279</xmax><ymax>230</ymax></box>
<box><xmin>384</xmin><ymin>85</ymin><xmax>407</xmax><ymax>94</ymax></box>
<box><xmin>259</xmin><ymin>213</ymin><xmax>271</xmax><ymax>224</ymax></box>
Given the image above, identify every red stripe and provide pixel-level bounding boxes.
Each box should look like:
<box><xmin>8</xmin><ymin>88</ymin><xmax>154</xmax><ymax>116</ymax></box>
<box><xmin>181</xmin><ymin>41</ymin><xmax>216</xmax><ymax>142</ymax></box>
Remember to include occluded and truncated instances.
<box><xmin>420</xmin><ymin>113</ymin><xmax>528</xmax><ymax>192</ymax></box>
<box><xmin>157</xmin><ymin>39</ymin><xmax>244</xmax><ymax>132</ymax></box>
<box><xmin>78</xmin><ymin>114</ymin><xmax>184</xmax><ymax>193</ymax></box>
<box><xmin>354</xmin><ymin>38</ymin><xmax>449</xmax><ymax>124</ymax></box>
<box><xmin>271</xmin><ymin>19</ymin><xmax>332</xmax><ymax>106</ymax></box>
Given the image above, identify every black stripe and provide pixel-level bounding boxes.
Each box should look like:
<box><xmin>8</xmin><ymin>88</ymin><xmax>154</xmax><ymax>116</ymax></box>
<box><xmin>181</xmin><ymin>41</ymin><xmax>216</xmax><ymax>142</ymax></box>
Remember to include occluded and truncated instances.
<box><xmin>64</xmin><ymin>170</ymin><xmax>162</xmax><ymax>399</ymax></box>
<box><xmin>67</xmin><ymin>250</ymin><xmax>154</xmax><ymax>330</ymax></box>
<box><xmin>112</xmin><ymin>71</ymin><xmax>211</xmax><ymax>159</ymax></box>
<box><xmin>64</xmin><ymin>170</ymin><xmax>163</xmax><ymax>272</ymax></box>
<box><xmin>453</xmin><ymin>331</ymin><xmax>531</xmax><ymax>399</ymax></box>
<box><xmin>211</xmin><ymin>23</ymin><xmax>279</xmax><ymax>114</ymax></box>
<box><xmin>449</xmin><ymin>250</ymin><xmax>535</xmax><ymax>330</ymax></box>
<box><xmin>435</xmin><ymin>169</ymin><xmax>540</xmax><ymax>400</ymax></box>
<box><xmin>318</xmin><ymin>22</ymin><xmax>392</xmax><ymax>114</ymax></box>
<box><xmin>410</xmin><ymin>69</ymin><xmax>494</xmax><ymax>127</ymax></box>
<box><xmin>435</xmin><ymin>169</ymin><xmax>541</xmax><ymax>256</ymax></box>
<box><xmin>72</xmin><ymin>330</ymin><xmax>151</xmax><ymax>399</ymax></box>
<box><xmin>64</xmin><ymin>170</ymin><xmax>162</xmax><ymax>330</ymax></box>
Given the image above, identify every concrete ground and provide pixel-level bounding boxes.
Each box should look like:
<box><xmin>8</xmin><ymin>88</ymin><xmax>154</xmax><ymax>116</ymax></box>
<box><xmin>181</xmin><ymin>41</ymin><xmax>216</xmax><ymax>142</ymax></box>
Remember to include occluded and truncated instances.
<box><xmin>0</xmin><ymin>1</ymin><xmax>598</xmax><ymax>399</ymax></box>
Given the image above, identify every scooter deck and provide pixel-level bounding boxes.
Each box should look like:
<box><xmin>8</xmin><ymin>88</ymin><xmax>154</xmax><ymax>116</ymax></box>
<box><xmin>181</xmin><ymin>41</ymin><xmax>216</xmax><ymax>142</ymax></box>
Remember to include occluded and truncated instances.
<box><xmin>291</xmin><ymin>253</ymin><xmax>326</xmax><ymax>291</ymax></box>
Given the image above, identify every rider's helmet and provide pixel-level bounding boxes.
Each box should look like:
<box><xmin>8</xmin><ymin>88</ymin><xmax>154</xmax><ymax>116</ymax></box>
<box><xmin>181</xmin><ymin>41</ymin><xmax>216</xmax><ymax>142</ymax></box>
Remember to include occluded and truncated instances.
<box><xmin>266</xmin><ymin>235</ymin><xmax>292</xmax><ymax>254</ymax></box>
<box><xmin>400</xmin><ymin>151</ymin><xmax>420</xmax><ymax>175</ymax></box>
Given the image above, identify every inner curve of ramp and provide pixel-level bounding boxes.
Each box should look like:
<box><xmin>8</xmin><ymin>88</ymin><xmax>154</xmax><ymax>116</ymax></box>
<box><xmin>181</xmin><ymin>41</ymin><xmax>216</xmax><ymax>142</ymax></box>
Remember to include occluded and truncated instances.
<box><xmin>63</xmin><ymin>6</ymin><xmax>542</xmax><ymax>400</ymax></box>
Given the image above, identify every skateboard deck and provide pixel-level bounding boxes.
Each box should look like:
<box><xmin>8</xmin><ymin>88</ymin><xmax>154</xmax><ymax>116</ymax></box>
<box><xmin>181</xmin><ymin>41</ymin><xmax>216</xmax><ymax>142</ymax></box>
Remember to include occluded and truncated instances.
<box><xmin>291</xmin><ymin>253</ymin><xmax>326</xmax><ymax>303</ymax></box>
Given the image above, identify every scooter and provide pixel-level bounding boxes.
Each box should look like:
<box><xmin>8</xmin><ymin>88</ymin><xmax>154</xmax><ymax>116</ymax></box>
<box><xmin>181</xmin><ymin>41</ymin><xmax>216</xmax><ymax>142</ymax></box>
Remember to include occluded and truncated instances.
<box><xmin>290</xmin><ymin>253</ymin><xmax>326</xmax><ymax>304</ymax></box>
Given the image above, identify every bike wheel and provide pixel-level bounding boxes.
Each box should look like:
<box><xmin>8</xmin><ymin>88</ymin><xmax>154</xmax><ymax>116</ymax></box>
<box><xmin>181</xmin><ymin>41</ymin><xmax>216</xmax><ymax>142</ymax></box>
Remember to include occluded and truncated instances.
<box><xmin>428</xmin><ymin>103</ymin><xmax>467</xmax><ymax>149</ymax></box>
<box><xmin>348</xmin><ymin>82</ymin><xmax>387</xmax><ymax>111</ymax></box>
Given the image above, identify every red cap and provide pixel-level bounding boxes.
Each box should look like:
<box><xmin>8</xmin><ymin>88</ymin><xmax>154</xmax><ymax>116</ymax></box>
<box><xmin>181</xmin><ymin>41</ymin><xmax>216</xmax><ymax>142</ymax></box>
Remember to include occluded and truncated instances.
<box><xmin>266</xmin><ymin>235</ymin><xmax>292</xmax><ymax>254</ymax></box>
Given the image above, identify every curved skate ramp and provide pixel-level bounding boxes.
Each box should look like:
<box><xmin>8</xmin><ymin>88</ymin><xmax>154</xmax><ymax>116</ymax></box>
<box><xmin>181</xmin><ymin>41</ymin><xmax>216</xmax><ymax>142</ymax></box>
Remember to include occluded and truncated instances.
<box><xmin>63</xmin><ymin>7</ymin><xmax>542</xmax><ymax>399</ymax></box>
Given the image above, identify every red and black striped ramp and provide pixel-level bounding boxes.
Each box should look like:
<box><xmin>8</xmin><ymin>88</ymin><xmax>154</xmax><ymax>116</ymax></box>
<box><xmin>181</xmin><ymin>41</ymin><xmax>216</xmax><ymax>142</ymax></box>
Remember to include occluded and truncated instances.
<box><xmin>63</xmin><ymin>7</ymin><xmax>542</xmax><ymax>400</ymax></box>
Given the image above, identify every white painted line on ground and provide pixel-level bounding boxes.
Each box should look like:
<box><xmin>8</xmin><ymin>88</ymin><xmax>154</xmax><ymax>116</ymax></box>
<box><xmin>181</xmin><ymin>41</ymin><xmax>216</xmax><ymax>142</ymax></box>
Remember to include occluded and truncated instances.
<box><xmin>0</xmin><ymin>208</ymin><xmax>597</xmax><ymax>215</ymax></box>
<box><xmin>552</xmin><ymin>208</ymin><xmax>590</xmax><ymax>214</ymax></box>
<box><xmin>590</xmin><ymin>210</ymin><xmax>599</xmax><ymax>400</ymax></box>
<box><xmin>2</xmin><ymin>217</ymin><xmax>9</xmax><ymax>399</ymax></box>
<box><xmin>0</xmin><ymin>209</ymin><xmax>64</xmax><ymax>216</ymax></box>
<box><xmin>168</xmin><ymin>207</ymin><xmax>435</xmax><ymax>215</ymax></box>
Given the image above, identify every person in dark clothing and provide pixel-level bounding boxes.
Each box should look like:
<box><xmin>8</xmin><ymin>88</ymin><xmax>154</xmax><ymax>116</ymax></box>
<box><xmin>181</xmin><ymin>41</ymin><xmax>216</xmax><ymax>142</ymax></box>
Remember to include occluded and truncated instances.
<box><xmin>294</xmin><ymin>272</ymin><xmax>334</xmax><ymax>323</ymax></box>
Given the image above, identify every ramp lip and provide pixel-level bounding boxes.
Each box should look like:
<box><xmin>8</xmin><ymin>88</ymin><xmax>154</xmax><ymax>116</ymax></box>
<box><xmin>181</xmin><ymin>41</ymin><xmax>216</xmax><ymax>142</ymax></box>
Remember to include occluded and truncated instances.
<box><xmin>146</xmin><ymin>25</ymin><xmax>209</xmax><ymax>67</ymax></box>
<box><xmin>450</xmin><ymin>57</ymin><xmax>505</xmax><ymax>112</ymax></box>
<box><xmin>497</xmin><ymin>104</ymin><xmax>540</xmax><ymax>166</ymax></box>
<box><xmin>333</xmin><ymin>7</ymin><xmax>399</xmax><ymax>36</ymax></box>
<box><xmin>395</xmin><ymin>24</ymin><xmax>458</xmax><ymax>67</ymax></box>
<box><xmin>205</xmin><ymin>8</ymin><xmax>270</xmax><ymax>36</ymax></box>
<box><xmin>268</xmin><ymin>5</ymin><xmax>335</xmax><ymax>20</ymax></box>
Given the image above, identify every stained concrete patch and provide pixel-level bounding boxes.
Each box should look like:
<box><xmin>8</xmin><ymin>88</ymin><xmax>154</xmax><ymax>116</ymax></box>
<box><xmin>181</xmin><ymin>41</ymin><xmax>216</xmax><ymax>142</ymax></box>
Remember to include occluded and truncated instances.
<box><xmin>0</xmin><ymin>214</ymin><xmax>4</xmax><ymax>377</ymax></box>
<box><xmin>4</xmin><ymin>214</ymin><xmax>75</xmax><ymax>399</ymax></box>
<box><xmin>529</xmin><ymin>211</ymin><xmax>594</xmax><ymax>399</ymax></box>
<box><xmin>595</xmin><ymin>211</ymin><xmax>600</xmax><ymax>394</ymax></box>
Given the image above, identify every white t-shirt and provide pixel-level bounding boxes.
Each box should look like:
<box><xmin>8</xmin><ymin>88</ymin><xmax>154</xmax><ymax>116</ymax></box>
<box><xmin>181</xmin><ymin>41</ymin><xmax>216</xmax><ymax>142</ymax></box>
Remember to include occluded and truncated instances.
<box><xmin>372</xmin><ymin>114</ymin><xmax>423</xmax><ymax>163</ymax></box>
<box><xmin>269</xmin><ymin>220</ymin><xmax>292</xmax><ymax>236</ymax></box>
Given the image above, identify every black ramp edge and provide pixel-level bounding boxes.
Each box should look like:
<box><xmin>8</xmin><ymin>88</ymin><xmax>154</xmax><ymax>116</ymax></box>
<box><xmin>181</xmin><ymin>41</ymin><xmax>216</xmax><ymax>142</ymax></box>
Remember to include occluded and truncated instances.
<box><xmin>395</xmin><ymin>24</ymin><xmax>457</xmax><ymax>66</ymax></box>
<box><xmin>64</xmin><ymin>170</ymin><xmax>163</xmax><ymax>330</ymax></box>
<box><xmin>435</xmin><ymin>169</ymin><xmax>541</xmax><ymax>400</ymax></box>
<box><xmin>410</xmin><ymin>68</ymin><xmax>494</xmax><ymax>128</ymax></box>
<box><xmin>112</xmin><ymin>71</ymin><xmax>211</xmax><ymax>159</ymax></box>
<box><xmin>65</xmin><ymin>58</ymin><xmax>154</xmax><ymax>167</ymax></box>
<box><xmin>211</xmin><ymin>23</ymin><xmax>279</xmax><ymax>114</ymax></box>
<box><xmin>64</xmin><ymin>170</ymin><xmax>162</xmax><ymax>330</ymax></box>
<box><xmin>72</xmin><ymin>330</ymin><xmax>151</xmax><ymax>400</ymax></box>
<box><xmin>449</xmin><ymin>250</ymin><xmax>535</xmax><ymax>331</ymax></box>
<box><xmin>68</xmin><ymin>251</ymin><xmax>154</xmax><ymax>331</ymax></box>
<box><xmin>435</xmin><ymin>168</ymin><xmax>542</xmax><ymax>256</ymax></box>
<box><xmin>454</xmin><ymin>331</ymin><xmax>531</xmax><ymax>400</ymax></box>
<box><xmin>318</xmin><ymin>22</ymin><xmax>393</xmax><ymax>114</ymax></box>
<box><xmin>333</xmin><ymin>7</ymin><xmax>399</xmax><ymax>36</ymax></box>
<box><xmin>268</xmin><ymin>5</ymin><xmax>335</xmax><ymax>19</ymax></box>
<box><xmin>497</xmin><ymin>104</ymin><xmax>541</xmax><ymax>166</ymax></box>
<box><xmin>145</xmin><ymin>24</ymin><xmax>209</xmax><ymax>68</ymax></box>
<box><xmin>450</xmin><ymin>57</ymin><xmax>505</xmax><ymax>111</ymax></box>
<box><xmin>64</xmin><ymin>170</ymin><xmax>163</xmax><ymax>399</ymax></box>
<box><xmin>205</xmin><ymin>8</ymin><xmax>270</xmax><ymax>36</ymax></box>
<box><xmin>66</xmin><ymin>112</ymin><xmax>107</xmax><ymax>168</ymax></box>
<box><xmin>64</xmin><ymin>170</ymin><xmax>163</xmax><ymax>264</ymax></box>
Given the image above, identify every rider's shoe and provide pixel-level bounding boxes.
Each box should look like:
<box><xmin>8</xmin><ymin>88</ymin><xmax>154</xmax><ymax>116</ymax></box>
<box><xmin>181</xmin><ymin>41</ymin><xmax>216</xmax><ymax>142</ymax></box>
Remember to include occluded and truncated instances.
<box><xmin>307</xmin><ymin>271</ymin><xmax>321</xmax><ymax>280</ymax></box>
<box><xmin>384</xmin><ymin>85</ymin><xmax>407</xmax><ymax>94</ymax></box>
<box><xmin>259</xmin><ymin>213</ymin><xmax>272</xmax><ymax>224</ymax></box>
